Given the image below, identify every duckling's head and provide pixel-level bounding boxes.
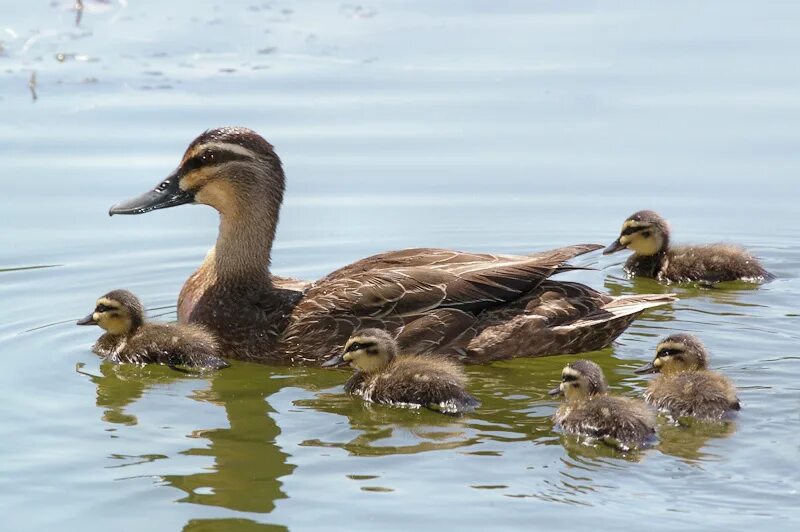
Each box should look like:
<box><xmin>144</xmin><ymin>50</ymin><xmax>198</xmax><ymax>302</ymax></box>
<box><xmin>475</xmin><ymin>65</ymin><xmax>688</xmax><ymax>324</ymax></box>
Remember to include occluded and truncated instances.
<box><xmin>322</xmin><ymin>328</ymin><xmax>398</xmax><ymax>373</ymax></box>
<box><xmin>603</xmin><ymin>210</ymin><xmax>670</xmax><ymax>257</ymax></box>
<box><xmin>635</xmin><ymin>333</ymin><xmax>709</xmax><ymax>375</ymax></box>
<box><xmin>76</xmin><ymin>289</ymin><xmax>144</xmax><ymax>336</ymax></box>
<box><xmin>548</xmin><ymin>360</ymin><xmax>608</xmax><ymax>401</ymax></box>
<box><xmin>109</xmin><ymin>127</ymin><xmax>285</xmax><ymax>219</ymax></box>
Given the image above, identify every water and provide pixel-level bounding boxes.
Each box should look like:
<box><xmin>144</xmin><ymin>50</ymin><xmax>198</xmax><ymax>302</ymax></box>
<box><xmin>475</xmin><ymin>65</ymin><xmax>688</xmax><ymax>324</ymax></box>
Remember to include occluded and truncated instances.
<box><xmin>1</xmin><ymin>1</ymin><xmax>799</xmax><ymax>530</ymax></box>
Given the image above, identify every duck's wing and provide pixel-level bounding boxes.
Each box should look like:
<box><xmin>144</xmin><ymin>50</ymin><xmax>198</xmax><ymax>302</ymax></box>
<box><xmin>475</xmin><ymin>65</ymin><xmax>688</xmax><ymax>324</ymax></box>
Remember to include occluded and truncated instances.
<box><xmin>465</xmin><ymin>281</ymin><xmax>677</xmax><ymax>362</ymax></box>
<box><xmin>320</xmin><ymin>244</ymin><xmax>600</xmax><ymax>283</ymax></box>
<box><xmin>395</xmin><ymin>309</ymin><xmax>478</xmax><ymax>356</ymax></box>
<box><xmin>285</xmin><ymin>245</ymin><xmax>600</xmax><ymax>362</ymax></box>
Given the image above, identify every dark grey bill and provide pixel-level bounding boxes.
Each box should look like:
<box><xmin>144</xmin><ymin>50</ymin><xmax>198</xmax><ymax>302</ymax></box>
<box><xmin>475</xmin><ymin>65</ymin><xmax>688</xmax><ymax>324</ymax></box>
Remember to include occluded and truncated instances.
<box><xmin>548</xmin><ymin>385</ymin><xmax>563</xmax><ymax>397</ymax></box>
<box><xmin>633</xmin><ymin>362</ymin><xmax>658</xmax><ymax>374</ymax></box>
<box><xmin>76</xmin><ymin>314</ymin><xmax>97</xmax><ymax>326</ymax></box>
<box><xmin>321</xmin><ymin>353</ymin><xmax>346</xmax><ymax>368</ymax></box>
<box><xmin>109</xmin><ymin>169</ymin><xmax>194</xmax><ymax>216</ymax></box>
<box><xmin>602</xmin><ymin>239</ymin><xmax>626</xmax><ymax>255</ymax></box>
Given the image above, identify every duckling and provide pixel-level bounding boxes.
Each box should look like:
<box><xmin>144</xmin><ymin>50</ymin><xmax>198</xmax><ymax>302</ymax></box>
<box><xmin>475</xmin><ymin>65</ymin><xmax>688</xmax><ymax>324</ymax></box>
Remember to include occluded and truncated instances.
<box><xmin>322</xmin><ymin>328</ymin><xmax>480</xmax><ymax>414</ymax></box>
<box><xmin>77</xmin><ymin>289</ymin><xmax>229</xmax><ymax>371</ymax></box>
<box><xmin>603</xmin><ymin>210</ymin><xmax>771</xmax><ymax>284</ymax></box>
<box><xmin>549</xmin><ymin>360</ymin><xmax>656</xmax><ymax>450</ymax></box>
<box><xmin>634</xmin><ymin>333</ymin><xmax>740</xmax><ymax>421</ymax></box>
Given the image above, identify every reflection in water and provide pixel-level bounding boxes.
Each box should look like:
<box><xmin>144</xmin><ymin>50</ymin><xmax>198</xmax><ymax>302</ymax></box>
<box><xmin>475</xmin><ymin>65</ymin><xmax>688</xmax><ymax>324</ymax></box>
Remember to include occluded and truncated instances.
<box><xmin>77</xmin><ymin>362</ymin><xmax>185</xmax><ymax>425</ymax></box>
<box><xmin>296</xmin><ymin>390</ymin><xmax>481</xmax><ymax>456</ymax></box>
<box><xmin>162</xmin><ymin>366</ymin><xmax>295</xmax><ymax>514</ymax></box>
<box><xmin>657</xmin><ymin>417</ymin><xmax>736</xmax><ymax>462</ymax></box>
<box><xmin>83</xmin><ymin>363</ymin><xmax>296</xmax><ymax>514</ymax></box>
<box><xmin>183</xmin><ymin>518</ymin><xmax>286</xmax><ymax>532</ymax></box>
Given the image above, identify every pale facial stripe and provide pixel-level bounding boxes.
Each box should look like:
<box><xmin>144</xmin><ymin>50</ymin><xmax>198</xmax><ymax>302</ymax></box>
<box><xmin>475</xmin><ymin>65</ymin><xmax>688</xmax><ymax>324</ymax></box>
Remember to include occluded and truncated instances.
<box><xmin>184</xmin><ymin>142</ymin><xmax>258</xmax><ymax>163</ymax></box>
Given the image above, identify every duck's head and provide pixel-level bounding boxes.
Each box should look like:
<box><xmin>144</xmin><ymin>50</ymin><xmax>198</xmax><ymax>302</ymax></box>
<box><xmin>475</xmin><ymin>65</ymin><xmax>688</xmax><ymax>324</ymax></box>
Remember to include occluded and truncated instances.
<box><xmin>603</xmin><ymin>210</ymin><xmax>670</xmax><ymax>257</ymax></box>
<box><xmin>635</xmin><ymin>333</ymin><xmax>709</xmax><ymax>375</ymax></box>
<box><xmin>322</xmin><ymin>328</ymin><xmax>398</xmax><ymax>372</ymax></box>
<box><xmin>76</xmin><ymin>289</ymin><xmax>144</xmax><ymax>336</ymax></box>
<box><xmin>548</xmin><ymin>360</ymin><xmax>608</xmax><ymax>401</ymax></box>
<box><xmin>109</xmin><ymin>127</ymin><xmax>285</xmax><ymax>219</ymax></box>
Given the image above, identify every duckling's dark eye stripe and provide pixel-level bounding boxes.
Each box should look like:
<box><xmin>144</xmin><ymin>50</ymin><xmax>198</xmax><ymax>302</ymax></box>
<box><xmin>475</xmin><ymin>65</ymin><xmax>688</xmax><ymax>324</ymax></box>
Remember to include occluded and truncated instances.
<box><xmin>621</xmin><ymin>226</ymin><xmax>647</xmax><ymax>237</ymax></box>
<box><xmin>657</xmin><ymin>348</ymin><xmax>682</xmax><ymax>357</ymax></box>
<box><xmin>345</xmin><ymin>341</ymin><xmax>375</xmax><ymax>353</ymax></box>
<box><xmin>561</xmin><ymin>375</ymin><xmax>578</xmax><ymax>382</ymax></box>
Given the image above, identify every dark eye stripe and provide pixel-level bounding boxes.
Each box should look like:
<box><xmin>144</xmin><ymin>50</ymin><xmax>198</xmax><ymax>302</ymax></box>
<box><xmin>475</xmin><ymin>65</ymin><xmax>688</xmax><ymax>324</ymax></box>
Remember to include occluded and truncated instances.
<box><xmin>180</xmin><ymin>150</ymin><xmax>252</xmax><ymax>174</ymax></box>
<box><xmin>561</xmin><ymin>374</ymin><xmax>578</xmax><ymax>382</ymax></box>
<box><xmin>657</xmin><ymin>348</ymin><xmax>683</xmax><ymax>357</ymax></box>
<box><xmin>621</xmin><ymin>226</ymin><xmax>648</xmax><ymax>237</ymax></box>
<box><xmin>345</xmin><ymin>341</ymin><xmax>376</xmax><ymax>353</ymax></box>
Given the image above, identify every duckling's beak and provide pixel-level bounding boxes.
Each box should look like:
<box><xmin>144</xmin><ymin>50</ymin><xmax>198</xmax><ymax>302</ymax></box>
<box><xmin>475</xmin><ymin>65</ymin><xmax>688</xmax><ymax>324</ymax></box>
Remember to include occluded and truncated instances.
<box><xmin>633</xmin><ymin>361</ymin><xmax>658</xmax><ymax>374</ymax></box>
<box><xmin>548</xmin><ymin>385</ymin><xmax>563</xmax><ymax>397</ymax></box>
<box><xmin>108</xmin><ymin>169</ymin><xmax>194</xmax><ymax>216</ymax></box>
<box><xmin>603</xmin><ymin>238</ymin><xmax>626</xmax><ymax>255</ymax></box>
<box><xmin>321</xmin><ymin>353</ymin><xmax>346</xmax><ymax>368</ymax></box>
<box><xmin>76</xmin><ymin>313</ymin><xmax>97</xmax><ymax>326</ymax></box>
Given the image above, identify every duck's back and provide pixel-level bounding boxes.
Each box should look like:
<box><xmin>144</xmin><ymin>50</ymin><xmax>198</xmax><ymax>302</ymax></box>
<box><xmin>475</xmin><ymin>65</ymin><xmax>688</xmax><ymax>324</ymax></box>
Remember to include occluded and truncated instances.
<box><xmin>665</xmin><ymin>244</ymin><xmax>769</xmax><ymax>283</ymax></box>
<box><xmin>645</xmin><ymin>371</ymin><xmax>740</xmax><ymax>421</ymax></box>
<box><xmin>555</xmin><ymin>395</ymin><xmax>656</xmax><ymax>449</ymax></box>
<box><xmin>348</xmin><ymin>355</ymin><xmax>479</xmax><ymax>413</ymax></box>
<box><xmin>107</xmin><ymin>323</ymin><xmax>228</xmax><ymax>369</ymax></box>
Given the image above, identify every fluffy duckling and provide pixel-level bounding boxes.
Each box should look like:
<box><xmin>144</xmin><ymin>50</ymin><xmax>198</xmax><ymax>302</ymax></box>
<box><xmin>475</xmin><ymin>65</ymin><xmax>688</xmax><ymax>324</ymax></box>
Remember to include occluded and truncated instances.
<box><xmin>77</xmin><ymin>289</ymin><xmax>229</xmax><ymax>370</ymax></box>
<box><xmin>549</xmin><ymin>360</ymin><xmax>656</xmax><ymax>450</ymax></box>
<box><xmin>322</xmin><ymin>328</ymin><xmax>480</xmax><ymax>414</ymax></box>
<box><xmin>603</xmin><ymin>210</ymin><xmax>771</xmax><ymax>284</ymax></box>
<box><xmin>635</xmin><ymin>333</ymin><xmax>740</xmax><ymax>421</ymax></box>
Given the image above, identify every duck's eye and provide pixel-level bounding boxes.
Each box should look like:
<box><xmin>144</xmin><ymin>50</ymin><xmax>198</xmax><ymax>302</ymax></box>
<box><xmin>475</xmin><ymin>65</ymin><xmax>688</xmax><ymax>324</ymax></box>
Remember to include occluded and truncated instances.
<box><xmin>561</xmin><ymin>374</ymin><xmax>578</xmax><ymax>383</ymax></box>
<box><xmin>95</xmin><ymin>304</ymin><xmax>109</xmax><ymax>313</ymax></box>
<box><xmin>201</xmin><ymin>152</ymin><xmax>215</xmax><ymax>163</ymax></box>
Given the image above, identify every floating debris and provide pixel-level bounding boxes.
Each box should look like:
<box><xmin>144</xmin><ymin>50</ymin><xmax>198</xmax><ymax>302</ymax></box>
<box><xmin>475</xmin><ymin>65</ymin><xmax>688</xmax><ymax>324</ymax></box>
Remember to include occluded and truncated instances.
<box><xmin>28</xmin><ymin>71</ymin><xmax>37</xmax><ymax>102</ymax></box>
<box><xmin>75</xmin><ymin>0</ymin><xmax>84</xmax><ymax>27</ymax></box>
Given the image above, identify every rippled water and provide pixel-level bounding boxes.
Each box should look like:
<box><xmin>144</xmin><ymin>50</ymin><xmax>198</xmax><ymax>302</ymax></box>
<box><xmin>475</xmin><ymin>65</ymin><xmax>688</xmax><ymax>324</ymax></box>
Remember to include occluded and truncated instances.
<box><xmin>2</xmin><ymin>1</ymin><xmax>799</xmax><ymax>530</ymax></box>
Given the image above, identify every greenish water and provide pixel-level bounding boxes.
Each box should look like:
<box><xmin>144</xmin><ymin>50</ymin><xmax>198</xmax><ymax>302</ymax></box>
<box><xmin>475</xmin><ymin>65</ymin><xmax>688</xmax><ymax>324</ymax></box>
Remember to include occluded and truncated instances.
<box><xmin>1</xmin><ymin>1</ymin><xmax>799</xmax><ymax>530</ymax></box>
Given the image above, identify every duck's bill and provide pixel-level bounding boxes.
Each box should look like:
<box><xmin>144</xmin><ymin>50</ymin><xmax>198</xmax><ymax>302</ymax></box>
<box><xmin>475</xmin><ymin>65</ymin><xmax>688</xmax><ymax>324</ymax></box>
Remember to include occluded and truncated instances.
<box><xmin>633</xmin><ymin>362</ymin><xmax>658</xmax><ymax>374</ymax></box>
<box><xmin>76</xmin><ymin>314</ymin><xmax>97</xmax><ymax>326</ymax></box>
<box><xmin>602</xmin><ymin>239</ymin><xmax>626</xmax><ymax>255</ymax></box>
<box><xmin>321</xmin><ymin>353</ymin><xmax>346</xmax><ymax>368</ymax></box>
<box><xmin>108</xmin><ymin>170</ymin><xmax>194</xmax><ymax>216</ymax></box>
<box><xmin>547</xmin><ymin>386</ymin><xmax>563</xmax><ymax>397</ymax></box>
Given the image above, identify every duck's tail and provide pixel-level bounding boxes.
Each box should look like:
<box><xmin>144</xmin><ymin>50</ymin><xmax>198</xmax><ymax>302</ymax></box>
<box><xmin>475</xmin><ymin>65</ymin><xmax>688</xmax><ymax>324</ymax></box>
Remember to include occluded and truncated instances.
<box><xmin>548</xmin><ymin>293</ymin><xmax>678</xmax><ymax>353</ymax></box>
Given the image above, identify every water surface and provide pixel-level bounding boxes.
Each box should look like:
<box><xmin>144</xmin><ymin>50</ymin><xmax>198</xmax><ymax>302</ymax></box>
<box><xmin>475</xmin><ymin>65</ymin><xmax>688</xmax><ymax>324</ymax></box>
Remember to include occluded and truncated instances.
<box><xmin>1</xmin><ymin>1</ymin><xmax>799</xmax><ymax>530</ymax></box>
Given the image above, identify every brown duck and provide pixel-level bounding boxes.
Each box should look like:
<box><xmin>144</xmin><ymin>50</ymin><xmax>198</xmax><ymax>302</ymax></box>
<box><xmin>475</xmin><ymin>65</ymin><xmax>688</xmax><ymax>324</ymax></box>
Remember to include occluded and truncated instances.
<box><xmin>323</xmin><ymin>328</ymin><xmax>480</xmax><ymax>414</ymax></box>
<box><xmin>77</xmin><ymin>289</ymin><xmax>229</xmax><ymax>370</ymax></box>
<box><xmin>635</xmin><ymin>333</ymin><xmax>740</xmax><ymax>421</ymax></box>
<box><xmin>604</xmin><ymin>210</ymin><xmax>772</xmax><ymax>284</ymax></box>
<box><xmin>549</xmin><ymin>360</ymin><xmax>656</xmax><ymax>450</ymax></box>
<box><xmin>109</xmin><ymin>127</ymin><xmax>676</xmax><ymax>365</ymax></box>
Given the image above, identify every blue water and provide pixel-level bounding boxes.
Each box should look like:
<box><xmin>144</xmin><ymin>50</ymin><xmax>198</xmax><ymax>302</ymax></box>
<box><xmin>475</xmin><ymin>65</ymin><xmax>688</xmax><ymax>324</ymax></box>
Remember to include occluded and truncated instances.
<box><xmin>1</xmin><ymin>1</ymin><xmax>799</xmax><ymax>530</ymax></box>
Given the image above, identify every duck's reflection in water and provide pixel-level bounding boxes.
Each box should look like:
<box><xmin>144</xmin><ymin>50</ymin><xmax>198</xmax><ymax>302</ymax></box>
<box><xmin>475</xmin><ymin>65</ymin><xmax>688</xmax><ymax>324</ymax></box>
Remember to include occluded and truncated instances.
<box><xmin>82</xmin><ymin>362</ymin><xmax>297</xmax><ymax>514</ymax></box>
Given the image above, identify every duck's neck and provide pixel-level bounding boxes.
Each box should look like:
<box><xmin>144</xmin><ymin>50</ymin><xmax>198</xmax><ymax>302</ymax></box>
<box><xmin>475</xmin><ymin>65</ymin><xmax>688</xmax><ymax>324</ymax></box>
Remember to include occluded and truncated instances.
<box><xmin>212</xmin><ymin>206</ymin><xmax>278</xmax><ymax>286</ymax></box>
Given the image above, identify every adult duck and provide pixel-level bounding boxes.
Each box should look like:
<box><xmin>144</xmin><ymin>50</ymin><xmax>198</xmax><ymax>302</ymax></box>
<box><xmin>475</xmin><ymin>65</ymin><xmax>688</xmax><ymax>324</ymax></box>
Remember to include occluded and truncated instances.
<box><xmin>109</xmin><ymin>127</ymin><xmax>675</xmax><ymax>365</ymax></box>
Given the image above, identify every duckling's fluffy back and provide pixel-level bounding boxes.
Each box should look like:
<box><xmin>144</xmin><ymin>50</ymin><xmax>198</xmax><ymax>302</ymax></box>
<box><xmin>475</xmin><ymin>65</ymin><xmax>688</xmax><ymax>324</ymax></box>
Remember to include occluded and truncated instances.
<box><xmin>645</xmin><ymin>371</ymin><xmax>740</xmax><ymax>421</ymax></box>
<box><xmin>95</xmin><ymin>322</ymin><xmax>228</xmax><ymax>370</ymax></box>
<box><xmin>345</xmin><ymin>355</ymin><xmax>479</xmax><ymax>414</ymax></box>
<box><xmin>555</xmin><ymin>395</ymin><xmax>656</xmax><ymax>450</ymax></box>
<box><xmin>665</xmin><ymin>243</ymin><xmax>770</xmax><ymax>283</ymax></box>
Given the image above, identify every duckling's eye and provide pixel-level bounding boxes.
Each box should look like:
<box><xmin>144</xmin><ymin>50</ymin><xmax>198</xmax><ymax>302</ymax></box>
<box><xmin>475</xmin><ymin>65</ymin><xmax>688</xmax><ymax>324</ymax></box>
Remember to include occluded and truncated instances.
<box><xmin>201</xmin><ymin>152</ymin><xmax>215</xmax><ymax>163</ymax></box>
<box><xmin>95</xmin><ymin>304</ymin><xmax>109</xmax><ymax>313</ymax></box>
<box><xmin>561</xmin><ymin>375</ymin><xmax>578</xmax><ymax>383</ymax></box>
